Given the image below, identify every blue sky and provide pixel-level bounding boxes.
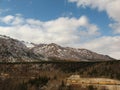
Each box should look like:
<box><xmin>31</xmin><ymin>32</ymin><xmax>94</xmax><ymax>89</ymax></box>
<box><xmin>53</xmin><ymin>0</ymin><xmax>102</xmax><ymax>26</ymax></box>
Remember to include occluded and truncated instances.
<box><xmin>0</xmin><ymin>0</ymin><xmax>120</xmax><ymax>59</ymax></box>
<box><xmin>0</xmin><ymin>1</ymin><xmax>109</xmax><ymax>23</ymax></box>
<box><xmin>0</xmin><ymin>0</ymin><xmax>113</xmax><ymax>36</ymax></box>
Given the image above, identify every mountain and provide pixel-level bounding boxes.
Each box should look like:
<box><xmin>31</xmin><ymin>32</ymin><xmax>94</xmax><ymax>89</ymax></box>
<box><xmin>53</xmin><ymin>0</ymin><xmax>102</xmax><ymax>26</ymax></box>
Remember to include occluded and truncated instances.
<box><xmin>31</xmin><ymin>43</ymin><xmax>115</xmax><ymax>61</ymax></box>
<box><xmin>0</xmin><ymin>35</ymin><xmax>115</xmax><ymax>62</ymax></box>
<box><xmin>0</xmin><ymin>35</ymin><xmax>45</xmax><ymax>62</ymax></box>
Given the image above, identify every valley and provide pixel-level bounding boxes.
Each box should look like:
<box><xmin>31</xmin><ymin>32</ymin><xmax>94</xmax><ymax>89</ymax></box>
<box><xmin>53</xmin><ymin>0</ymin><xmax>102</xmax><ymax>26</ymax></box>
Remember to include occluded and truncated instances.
<box><xmin>0</xmin><ymin>0</ymin><xmax>120</xmax><ymax>90</ymax></box>
<box><xmin>0</xmin><ymin>35</ymin><xmax>119</xmax><ymax>90</ymax></box>
<box><xmin>0</xmin><ymin>61</ymin><xmax>120</xmax><ymax>90</ymax></box>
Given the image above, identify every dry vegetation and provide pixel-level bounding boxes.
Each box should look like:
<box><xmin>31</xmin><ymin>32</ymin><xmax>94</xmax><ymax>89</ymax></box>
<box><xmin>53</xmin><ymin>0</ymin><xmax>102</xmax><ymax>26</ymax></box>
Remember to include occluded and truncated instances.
<box><xmin>0</xmin><ymin>61</ymin><xmax>120</xmax><ymax>90</ymax></box>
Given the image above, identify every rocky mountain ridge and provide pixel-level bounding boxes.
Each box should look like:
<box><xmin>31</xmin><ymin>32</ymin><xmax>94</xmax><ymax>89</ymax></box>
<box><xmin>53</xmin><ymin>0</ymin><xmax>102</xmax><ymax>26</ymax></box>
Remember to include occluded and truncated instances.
<box><xmin>32</xmin><ymin>43</ymin><xmax>115</xmax><ymax>61</ymax></box>
<box><xmin>0</xmin><ymin>35</ymin><xmax>45</xmax><ymax>62</ymax></box>
<box><xmin>0</xmin><ymin>35</ymin><xmax>115</xmax><ymax>62</ymax></box>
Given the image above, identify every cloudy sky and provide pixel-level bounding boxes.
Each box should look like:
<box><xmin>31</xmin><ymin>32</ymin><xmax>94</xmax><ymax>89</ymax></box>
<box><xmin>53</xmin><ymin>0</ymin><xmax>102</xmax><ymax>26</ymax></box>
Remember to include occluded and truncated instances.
<box><xmin>0</xmin><ymin>0</ymin><xmax>120</xmax><ymax>59</ymax></box>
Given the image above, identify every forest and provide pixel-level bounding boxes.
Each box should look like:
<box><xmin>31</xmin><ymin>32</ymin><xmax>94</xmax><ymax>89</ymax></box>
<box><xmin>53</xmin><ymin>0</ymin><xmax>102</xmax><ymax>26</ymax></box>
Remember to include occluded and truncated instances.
<box><xmin>0</xmin><ymin>60</ymin><xmax>120</xmax><ymax>90</ymax></box>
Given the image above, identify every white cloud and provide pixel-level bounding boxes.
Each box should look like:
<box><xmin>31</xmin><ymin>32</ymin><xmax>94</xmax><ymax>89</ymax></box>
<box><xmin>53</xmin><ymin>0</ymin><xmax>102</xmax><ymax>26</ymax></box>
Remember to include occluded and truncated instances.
<box><xmin>0</xmin><ymin>14</ymin><xmax>120</xmax><ymax>59</ymax></box>
<box><xmin>0</xmin><ymin>15</ymin><xmax>99</xmax><ymax>45</ymax></box>
<box><xmin>109</xmin><ymin>22</ymin><xmax>120</xmax><ymax>34</ymax></box>
<box><xmin>0</xmin><ymin>14</ymin><xmax>24</xmax><ymax>25</ymax></box>
<box><xmin>78</xmin><ymin>36</ymin><xmax>120</xmax><ymax>59</ymax></box>
<box><xmin>68</xmin><ymin>0</ymin><xmax>120</xmax><ymax>59</ymax></box>
<box><xmin>0</xmin><ymin>15</ymin><xmax>14</xmax><ymax>24</ymax></box>
<box><xmin>68</xmin><ymin>0</ymin><xmax>120</xmax><ymax>34</ymax></box>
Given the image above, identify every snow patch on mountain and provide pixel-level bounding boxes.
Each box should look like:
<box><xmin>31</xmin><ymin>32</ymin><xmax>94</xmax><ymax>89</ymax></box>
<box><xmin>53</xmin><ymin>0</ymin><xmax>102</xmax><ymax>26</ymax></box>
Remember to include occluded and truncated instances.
<box><xmin>32</xmin><ymin>43</ymin><xmax>115</xmax><ymax>61</ymax></box>
<box><xmin>0</xmin><ymin>35</ymin><xmax>10</xmax><ymax>39</ymax></box>
<box><xmin>22</xmin><ymin>41</ymin><xmax>35</xmax><ymax>48</ymax></box>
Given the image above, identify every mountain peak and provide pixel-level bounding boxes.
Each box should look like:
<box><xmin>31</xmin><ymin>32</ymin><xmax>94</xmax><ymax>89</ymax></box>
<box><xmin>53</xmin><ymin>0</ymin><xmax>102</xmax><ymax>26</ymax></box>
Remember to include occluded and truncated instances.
<box><xmin>0</xmin><ymin>35</ymin><xmax>11</xmax><ymax>39</ymax></box>
<box><xmin>48</xmin><ymin>43</ymin><xmax>61</xmax><ymax>47</ymax></box>
<box><xmin>32</xmin><ymin>43</ymin><xmax>115</xmax><ymax>61</ymax></box>
<box><xmin>0</xmin><ymin>35</ymin><xmax>115</xmax><ymax>62</ymax></box>
<box><xmin>0</xmin><ymin>35</ymin><xmax>46</xmax><ymax>62</ymax></box>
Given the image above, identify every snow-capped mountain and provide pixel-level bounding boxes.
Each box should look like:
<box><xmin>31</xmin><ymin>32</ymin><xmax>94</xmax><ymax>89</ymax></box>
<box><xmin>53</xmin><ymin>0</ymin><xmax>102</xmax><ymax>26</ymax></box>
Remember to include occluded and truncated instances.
<box><xmin>0</xmin><ymin>35</ymin><xmax>45</xmax><ymax>62</ymax></box>
<box><xmin>21</xmin><ymin>41</ymin><xmax>36</xmax><ymax>48</ymax></box>
<box><xmin>0</xmin><ymin>35</ymin><xmax>115</xmax><ymax>62</ymax></box>
<box><xmin>32</xmin><ymin>43</ymin><xmax>115</xmax><ymax>61</ymax></box>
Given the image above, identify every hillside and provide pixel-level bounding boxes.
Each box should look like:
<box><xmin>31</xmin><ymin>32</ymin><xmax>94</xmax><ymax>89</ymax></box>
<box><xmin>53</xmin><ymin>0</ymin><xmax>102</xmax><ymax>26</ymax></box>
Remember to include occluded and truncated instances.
<box><xmin>0</xmin><ymin>61</ymin><xmax>120</xmax><ymax>90</ymax></box>
<box><xmin>31</xmin><ymin>43</ymin><xmax>115</xmax><ymax>61</ymax></box>
<box><xmin>0</xmin><ymin>35</ymin><xmax>45</xmax><ymax>62</ymax></box>
<box><xmin>0</xmin><ymin>35</ymin><xmax>116</xmax><ymax>62</ymax></box>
